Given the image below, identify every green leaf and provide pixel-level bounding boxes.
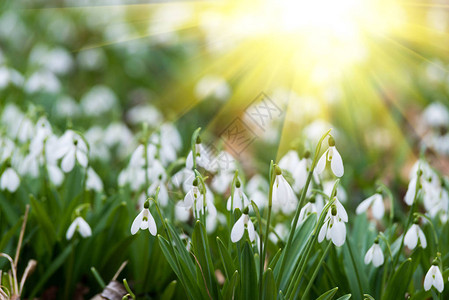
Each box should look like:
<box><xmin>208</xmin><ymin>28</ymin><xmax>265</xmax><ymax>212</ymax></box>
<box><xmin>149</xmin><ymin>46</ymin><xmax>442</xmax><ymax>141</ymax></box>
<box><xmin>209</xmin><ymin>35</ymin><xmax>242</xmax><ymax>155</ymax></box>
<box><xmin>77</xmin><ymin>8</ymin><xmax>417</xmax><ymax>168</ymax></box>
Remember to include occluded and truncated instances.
<box><xmin>381</xmin><ymin>258</ymin><xmax>415</xmax><ymax>300</ymax></box>
<box><xmin>161</xmin><ymin>280</ymin><xmax>178</xmax><ymax>300</ymax></box>
<box><xmin>316</xmin><ymin>287</ymin><xmax>339</xmax><ymax>300</ymax></box>
<box><xmin>240</xmin><ymin>242</ymin><xmax>258</xmax><ymax>300</ymax></box>
<box><xmin>336</xmin><ymin>295</ymin><xmax>352</xmax><ymax>300</ymax></box>
<box><xmin>363</xmin><ymin>294</ymin><xmax>375</xmax><ymax>300</ymax></box>
<box><xmin>217</xmin><ymin>237</ymin><xmax>236</xmax><ymax>280</ymax></box>
<box><xmin>191</xmin><ymin>221</ymin><xmax>219</xmax><ymax>299</ymax></box>
<box><xmin>274</xmin><ymin>213</ymin><xmax>317</xmax><ymax>289</ymax></box>
<box><xmin>262</xmin><ymin>268</ymin><xmax>277</xmax><ymax>300</ymax></box>
<box><xmin>29</xmin><ymin>241</ymin><xmax>77</xmax><ymax>298</ymax></box>
<box><xmin>222</xmin><ymin>271</ymin><xmax>239</xmax><ymax>300</ymax></box>
<box><xmin>29</xmin><ymin>195</ymin><xmax>56</xmax><ymax>250</ymax></box>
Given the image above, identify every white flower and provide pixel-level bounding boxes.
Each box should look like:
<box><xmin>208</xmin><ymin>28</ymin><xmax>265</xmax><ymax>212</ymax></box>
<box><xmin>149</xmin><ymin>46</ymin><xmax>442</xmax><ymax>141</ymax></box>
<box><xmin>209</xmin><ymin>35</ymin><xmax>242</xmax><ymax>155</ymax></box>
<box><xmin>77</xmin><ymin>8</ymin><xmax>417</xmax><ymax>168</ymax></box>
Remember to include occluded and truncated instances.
<box><xmin>179</xmin><ymin>181</ymin><xmax>216</xmax><ymax>218</ymax></box>
<box><xmin>404</xmin><ymin>176</ymin><xmax>419</xmax><ymax>206</ymax></box>
<box><xmin>186</xmin><ymin>142</ymin><xmax>214</xmax><ymax>171</ymax></box>
<box><xmin>66</xmin><ymin>216</ymin><xmax>92</xmax><ymax>240</ymax></box>
<box><xmin>356</xmin><ymin>193</ymin><xmax>385</xmax><ymax>220</ymax></box>
<box><xmin>272</xmin><ymin>167</ymin><xmax>297</xmax><ymax>208</ymax></box>
<box><xmin>318</xmin><ymin>198</ymin><xmax>348</xmax><ymax>247</ymax></box>
<box><xmin>278</xmin><ymin>150</ymin><xmax>301</xmax><ymax>176</ymax></box>
<box><xmin>231</xmin><ymin>213</ymin><xmax>255</xmax><ymax>243</ymax></box>
<box><xmin>131</xmin><ymin>204</ymin><xmax>157</xmax><ymax>236</ymax></box>
<box><xmin>148</xmin><ymin>181</ymin><xmax>169</xmax><ymax>207</ymax></box>
<box><xmin>80</xmin><ymin>85</ymin><xmax>117</xmax><ymax>116</ymax></box>
<box><xmin>211</xmin><ymin>171</ymin><xmax>234</xmax><ymax>194</ymax></box>
<box><xmin>298</xmin><ymin>201</ymin><xmax>318</xmax><ymax>223</ymax></box>
<box><xmin>86</xmin><ymin>167</ymin><xmax>103</xmax><ymax>192</ymax></box>
<box><xmin>364</xmin><ymin>242</ymin><xmax>384</xmax><ymax>267</ymax></box>
<box><xmin>404</xmin><ymin>223</ymin><xmax>427</xmax><ymax>250</ymax></box>
<box><xmin>0</xmin><ymin>167</ymin><xmax>20</xmax><ymax>192</ymax></box>
<box><xmin>52</xmin><ymin>130</ymin><xmax>88</xmax><ymax>173</ymax></box>
<box><xmin>315</xmin><ymin>136</ymin><xmax>344</xmax><ymax>177</ymax></box>
<box><xmin>424</xmin><ymin>265</ymin><xmax>444</xmax><ymax>292</ymax></box>
<box><xmin>227</xmin><ymin>179</ymin><xmax>250</xmax><ymax>211</ymax></box>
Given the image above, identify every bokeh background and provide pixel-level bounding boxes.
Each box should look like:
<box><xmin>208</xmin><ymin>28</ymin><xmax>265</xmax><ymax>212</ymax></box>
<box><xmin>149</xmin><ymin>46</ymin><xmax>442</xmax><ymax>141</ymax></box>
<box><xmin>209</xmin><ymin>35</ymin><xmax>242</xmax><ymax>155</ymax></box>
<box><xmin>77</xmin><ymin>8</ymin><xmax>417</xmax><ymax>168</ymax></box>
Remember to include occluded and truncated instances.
<box><xmin>1</xmin><ymin>0</ymin><xmax>449</xmax><ymax>298</ymax></box>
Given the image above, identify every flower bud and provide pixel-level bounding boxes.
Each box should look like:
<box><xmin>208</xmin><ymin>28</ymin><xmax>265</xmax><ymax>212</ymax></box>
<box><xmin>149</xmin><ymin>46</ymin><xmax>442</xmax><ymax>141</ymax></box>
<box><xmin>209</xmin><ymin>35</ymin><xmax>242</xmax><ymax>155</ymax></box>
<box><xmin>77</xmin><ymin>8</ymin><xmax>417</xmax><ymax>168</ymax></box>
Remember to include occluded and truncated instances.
<box><xmin>144</xmin><ymin>200</ymin><xmax>150</xmax><ymax>209</ymax></box>
<box><xmin>274</xmin><ymin>165</ymin><xmax>282</xmax><ymax>175</ymax></box>
<box><xmin>328</xmin><ymin>136</ymin><xmax>335</xmax><ymax>147</ymax></box>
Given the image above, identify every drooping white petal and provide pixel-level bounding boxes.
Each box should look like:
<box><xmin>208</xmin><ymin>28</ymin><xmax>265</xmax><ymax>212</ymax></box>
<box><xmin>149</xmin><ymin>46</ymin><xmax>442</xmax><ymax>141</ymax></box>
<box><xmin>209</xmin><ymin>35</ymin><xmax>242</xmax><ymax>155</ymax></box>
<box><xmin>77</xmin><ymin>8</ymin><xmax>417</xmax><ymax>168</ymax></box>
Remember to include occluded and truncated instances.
<box><xmin>417</xmin><ymin>227</ymin><xmax>427</xmax><ymax>248</ymax></box>
<box><xmin>66</xmin><ymin>219</ymin><xmax>78</xmax><ymax>240</ymax></box>
<box><xmin>1</xmin><ymin>168</ymin><xmax>20</xmax><ymax>192</ymax></box>
<box><xmin>186</xmin><ymin>151</ymin><xmax>194</xmax><ymax>169</ymax></box>
<box><xmin>331</xmin><ymin>220</ymin><xmax>346</xmax><ymax>247</ymax></box>
<box><xmin>372</xmin><ymin>195</ymin><xmax>385</xmax><ymax>220</ymax></box>
<box><xmin>76</xmin><ymin>149</ymin><xmax>88</xmax><ymax>168</ymax></box>
<box><xmin>61</xmin><ymin>148</ymin><xmax>76</xmax><ymax>173</ymax></box>
<box><xmin>231</xmin><ymin>215</ymin><xmax>245</xmax><ymax>243</ymax></box>
<box><xmin>424</xmin><ymin>265</ymin><xmax>444</xmax><ymax>292</ymax></box>
<box><xmin>147</xmin><ymin>210</ymin><xmax>157</xmax><ymax>236</ymax></box>
<box><xmin>247</xmin><ymin>219</ymin><xmax>256</xmax><ymax>242</ymax></box>
<box><xmin>47</xmin><ymin>164</ymin><xmax>64</xmax><ymax>186</ymax></box>
<box><xmin>357</xmin><ymin>194</ymin><xmax>377</xmax><ymax>215</ymax></box>
<box><xmin>404</xmin><ymin>225</ymin><xmax>418</xmax><ymax>249</ymax></box>
<box><xmin>404</xmin><ymin>177</ymin><xmax>417</xmax><ymax>206</ymax></box>
<box><xmin>330</xmin><ymin>147</ymin><xmax>344</xmax><ymax>177</ymax></box>
<box><xmin>318</xmin><ymin>221</ymin><xmax>328</xmax><ymax>243</ymax></box>
<box><xmin>75</xmin><ymin>217</ymin><xmax>92</xmax><ymax>238</ymax></box>
<box><xmin>315</xmin><ymin>150</ymin><xmax>328</xmax><ymax>175</ymax></box>
<box><xmin>364</xmin><ymin>245</ymin><xmax>374</xmax><ymax>264</ymax></box>
<box><xmin>433</xmin><ymin>266</ymin><xmax>444</xmax><ymax>292</ymax></box>
<box><xmin>335</xmin><ymin>199</ymin><xmax>348</xmax><ymax>222</ymax></box>
<box><xmin>131</xmin><ymin>210</ymin><xmax>144</xmax><ymax>235</ymax></box>
<box><xmin>371</xmin><ymin>244</ymin><xmax>384</xmax><ymax>267</ymax></box>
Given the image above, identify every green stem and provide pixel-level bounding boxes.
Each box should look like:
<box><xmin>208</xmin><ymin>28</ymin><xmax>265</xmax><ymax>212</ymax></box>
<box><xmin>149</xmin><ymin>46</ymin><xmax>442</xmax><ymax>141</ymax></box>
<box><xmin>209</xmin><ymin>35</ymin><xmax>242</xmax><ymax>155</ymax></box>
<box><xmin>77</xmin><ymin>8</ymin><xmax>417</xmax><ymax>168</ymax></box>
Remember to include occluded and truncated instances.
<box><xmin>278</xmin><ymin>130</ymin><xmax>330</xmax><ymax>279</ymax></box>
<box><xmin>346</xmin><ymin>241</ymin><xmax>364</xmax><ymax>299</ymax></box>
<box><xmin>392</xmin><ymin>174</ymin><xmax>421</xmax><ymax>270</ymax></box>
<box><xmin>302</xmin><ymin>242</ymin><xmax>332</xmax><ymax>299</ymax></box>
<box><xmin>261</xmin><ymin>163</ymin><xmax>275</xmax><ymax>299</ymax></box>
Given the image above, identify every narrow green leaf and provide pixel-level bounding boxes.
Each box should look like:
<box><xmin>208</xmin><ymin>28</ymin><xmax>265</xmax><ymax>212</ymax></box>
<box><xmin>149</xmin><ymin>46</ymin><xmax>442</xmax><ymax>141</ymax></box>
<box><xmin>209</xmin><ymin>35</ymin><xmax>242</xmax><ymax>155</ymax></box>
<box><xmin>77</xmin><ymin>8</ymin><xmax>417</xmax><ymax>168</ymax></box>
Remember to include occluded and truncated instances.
<box><xmin>29</xmin><ymin>242</ymin><xmax>77</xmax><ymax>298</ymax></box>
<box><xmin>262</xmin><ymin>268</ymin><xmax>277</xmax><ymax>300</ymax></box>
<box><xmin>222</xmin><ymin>271</ymin><xmax>239</xmax><ymax>300</ymax></box>
<box><xmin>161</xmin><ymin>280</ymin><xmax>178</xmax><ymax>300</ymax></box>
<box><xmin>316</xmin><ymin>287</ymin><xmax>339</xmax><ymax>300</ymax></box>
<box><xmin>217</xmin><ymin>237</ymin><xmax>236</xmax><ymax>280</ymax></box>
<box><xmin>240</xmin><ymin>242</ymin><xmax>258</xmax><ymax>300</ymax></box>
<box><xmin>336</xmin><ymin>295</ymin><xmax>352</xmax><ymax>300</ymax></box>
<box><xmin>381</xmin><ymin>258</ymin><xmax>414</xmax><ymax>300</ymax></box>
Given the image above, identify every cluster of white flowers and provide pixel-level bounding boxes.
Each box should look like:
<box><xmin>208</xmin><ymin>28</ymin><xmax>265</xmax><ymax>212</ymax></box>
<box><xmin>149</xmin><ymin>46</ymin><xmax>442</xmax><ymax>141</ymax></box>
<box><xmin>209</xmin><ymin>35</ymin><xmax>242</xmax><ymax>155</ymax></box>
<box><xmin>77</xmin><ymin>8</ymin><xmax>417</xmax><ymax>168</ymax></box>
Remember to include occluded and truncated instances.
<box><xmin>420</xmin><ymin>102</ymin><xmax>449</xmax><ymax>156</ymax></box>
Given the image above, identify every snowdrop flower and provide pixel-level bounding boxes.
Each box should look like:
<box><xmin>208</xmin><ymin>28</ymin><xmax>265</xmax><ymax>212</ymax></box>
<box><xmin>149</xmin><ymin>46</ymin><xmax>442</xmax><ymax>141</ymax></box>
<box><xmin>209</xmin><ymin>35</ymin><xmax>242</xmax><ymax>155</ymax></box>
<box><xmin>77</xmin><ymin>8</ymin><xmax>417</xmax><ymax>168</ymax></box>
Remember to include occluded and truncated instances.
<box><xmin>186</xmin><ymin>136</ymin><xmax>214</xmax><ymax>171</ymax></box>
<box><xmin>66</xmin><ymin>216</ymin><xmax>92</xmax><ymax>240</ymax></box>
<box><xmin>424</xmin><ymin>264</ymin><xmax>444</xmax><ymax>293</ymax></box>
<box><xmin>356</xmin><ymin>193</ymin><xmax>385</xmax><ymax>220</ymax></box>
<box><xmin>179</xmin><ymin>179</ymin><xmax>206</xmax><ymax>218</ymax></box>
<box><xmin>246</xmin><ymin>174</ymin><xmax>269</xmax><ymax>209</ymax></box>
<box><xmin>315</xmin><ymin>136</ymin><xmax>344</xmax><ymax>177</ymax></box>
<box><xmin>80</xmin><ymin>85</ymin><xmax>117</xmax><ymax>116</ymax></box>
<box><xmin>231</xmin><ymin>210</ymin><xmax>255</xmax><ymax>243</ymax></box>
<box><xmin>272</xmin><ymin>166</ymin><xmax>297</xmax><ymax>209</ymax></box>
<box><xmin>227</xmin><ymin>178</ymin><xmax>250</xmax><ymax>211</ymax></box>
<box><xmin>278</xmin><ymin>150</ymin><xmax>301</xmax><ymax>175</ymax></box>
<box><xmin>148</xmin><ymin>179</ymin><xmax>169</xmax><ymax>207</ymax></box>
<box><xmin>52</xmin><ymin>130</ymin><xmax>88</xmax><ymax>173</ymax></box>
<box><xmin>211</xmin><ymin>171</ymin><xmax>234</xmax><ymax>194</ymax></box>
<box><xmin>423</xmin><ymin>102</ymin><xmax>449</xmax><ymax>129</ymax></box>
<box><xmin>86</xmin><ymin>167</ymin><xmax>103</xmax><ymax>192</ymax></box>
<box><xmin>0</xmin><ymin>167</ymin><xmax>20</xmax><ymax>192</ymax></box>
<box><xmin>298</xmin><ymin>199</ymin><xmax>319</xmax><ymax>223</ymax></box>
<box><xmin>318</xmin><ymin>198</ymin><xmax>348</xmax><ymax>247</ymax></box>
<box><xmin>404</xmin><ymin>169</ymin><xmax>422</xmax><ymax>206</ymax></box>
<box><xmin>25</xmin><ymin>69</ymin><xmax>61</xmax><ymax>94</ymax></box>
<box><xmin>364</xmin><ymin>240</ymin><xmax>384</xmax><ymax>267</ymax></box>
<box><xmin>404</xmin><ymin>222</ymin><xmax>427</xmax><ymax>250</ymax></box>
<box><xmin>195</xmin><ymin>75</ymin><xmax>230</xmax><ymax>101</ymax></box>
<box><xmin>131</xmin><ymin>200</ymin><xmax>157</xmax><ymax>236</ymax></box>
